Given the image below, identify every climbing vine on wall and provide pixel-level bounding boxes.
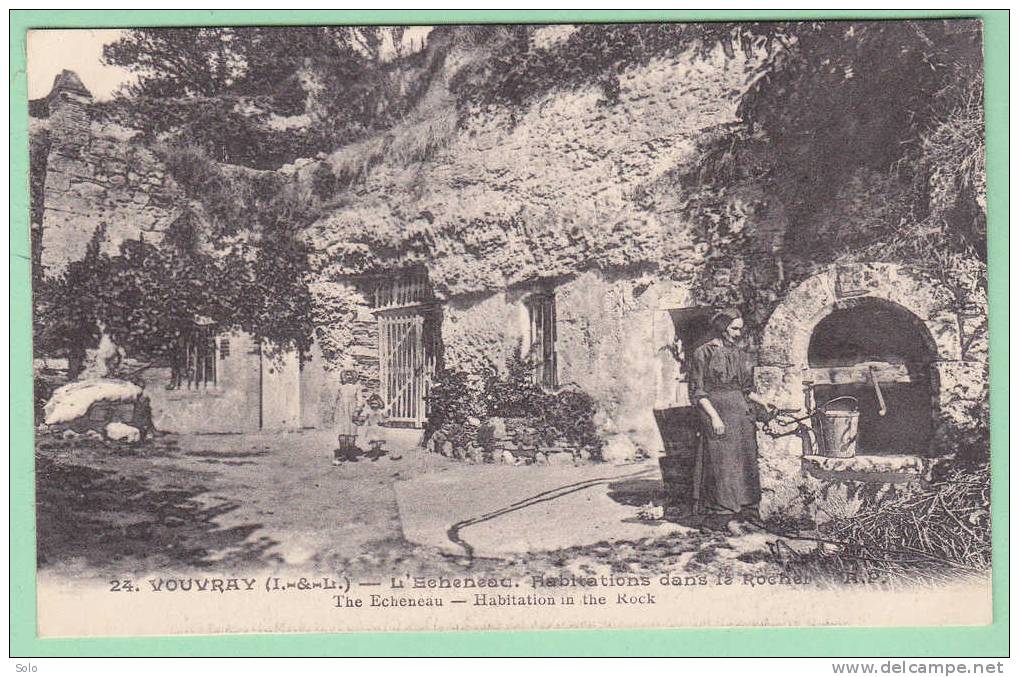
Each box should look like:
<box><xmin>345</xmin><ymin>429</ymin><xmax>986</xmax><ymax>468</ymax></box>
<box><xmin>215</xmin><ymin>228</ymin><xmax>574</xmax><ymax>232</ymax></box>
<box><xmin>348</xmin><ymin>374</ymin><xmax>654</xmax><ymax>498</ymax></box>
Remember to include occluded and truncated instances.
<box><xmin>307</xmin><ymin>280</ymin><xmax>365</xmax><ymax>370</ymax></box>
<box><xmin>35</xmin><ymin>143</ymin><xmax>320</xmax><ymax>366</ymax></box>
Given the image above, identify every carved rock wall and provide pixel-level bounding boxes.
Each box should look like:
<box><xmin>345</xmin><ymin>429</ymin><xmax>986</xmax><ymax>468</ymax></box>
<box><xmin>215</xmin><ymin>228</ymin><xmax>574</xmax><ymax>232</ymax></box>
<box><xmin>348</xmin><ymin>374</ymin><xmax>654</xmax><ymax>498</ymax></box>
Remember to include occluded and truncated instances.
<box><xmin>305</xmin><ymin>48</ymin><xmax>755</xmax><ymax>298</ymax></box>
<box><xmin>439</xmin><ymin>270</ymin><xmax>681</xmax><ymax>452</ymax></box>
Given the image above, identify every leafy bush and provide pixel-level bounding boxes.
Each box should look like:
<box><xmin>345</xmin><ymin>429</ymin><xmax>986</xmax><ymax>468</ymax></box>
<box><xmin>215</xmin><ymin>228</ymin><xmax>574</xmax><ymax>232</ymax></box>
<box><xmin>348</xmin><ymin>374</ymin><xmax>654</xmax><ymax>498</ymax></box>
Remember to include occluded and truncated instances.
<box><xmin>426</xmin><ymin>349</ymin><xmax>603</xmax><ymax>456</ymax></box>
<box><xmin>480</xmin><ymin>350</ymin><xmax>544</xmax><ymax>419</ymax></box>
<box><xmin>449</xmin><ymin>24</ymin><xmax>725</xmax><ymax>111</ymax></box>
<box><xmin>424</xmin><ymin>367</ymin><xmax>484</xmax><ymax>441</ymax></box>
<box><xmin>938</xmin><ymin>399</ymin><xmax>990</xmax><ymax>467</ymax></box>
<box><xmin>538</xmin><ymin>389</ymin><xmax>602</xmax><ymax>453</ymax></box>
<box><xmin>674</xmin><ymin>21</ymin><xmax>986</xmax><ymax>335</ymax></box>
<box><xmin>310</xmin><ymin>162</ymin><xmax>339</xmax><ymax>201</ymax></box>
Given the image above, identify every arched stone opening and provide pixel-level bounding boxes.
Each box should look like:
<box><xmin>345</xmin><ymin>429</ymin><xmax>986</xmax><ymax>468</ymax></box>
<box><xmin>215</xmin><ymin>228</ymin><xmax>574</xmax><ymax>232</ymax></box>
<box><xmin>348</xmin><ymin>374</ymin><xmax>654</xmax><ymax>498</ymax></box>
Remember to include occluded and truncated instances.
<box><xmin>807</xmin><ymin>298</ymin><xmax>937</xmax><ymax>367</ymax></box>
<box><xmin>758</xmin><ymin>263</ymin><xmax>961</xmax><ymax>371</ymax></box>
<box><xmin>753</xmin><ymin>263</ymin><xmax>984</xmax><ymax>518</ymax></box>
<box><xmin>807</xmin><ymin>298</ymin><xmax>937</xmax><ymax>456</ymax></box>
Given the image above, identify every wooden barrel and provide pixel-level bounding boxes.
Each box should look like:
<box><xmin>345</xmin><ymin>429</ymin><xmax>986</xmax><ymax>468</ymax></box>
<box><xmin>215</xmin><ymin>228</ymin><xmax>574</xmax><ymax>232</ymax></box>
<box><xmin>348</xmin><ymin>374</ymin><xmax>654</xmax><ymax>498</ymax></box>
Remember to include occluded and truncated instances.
<box><xmin>653</xmin><ymin>406</ymin><xmax>700</xmax><ymax>506</ymax></box>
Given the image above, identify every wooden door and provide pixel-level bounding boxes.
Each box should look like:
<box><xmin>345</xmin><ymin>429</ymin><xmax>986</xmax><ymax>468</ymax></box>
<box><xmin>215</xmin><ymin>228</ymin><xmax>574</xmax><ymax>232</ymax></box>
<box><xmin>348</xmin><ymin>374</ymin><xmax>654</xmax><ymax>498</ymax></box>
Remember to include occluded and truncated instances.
<box><xmin>260</xmin><ymin>343</ymin><xmax>302</xmax><ymax>430</ymax></box>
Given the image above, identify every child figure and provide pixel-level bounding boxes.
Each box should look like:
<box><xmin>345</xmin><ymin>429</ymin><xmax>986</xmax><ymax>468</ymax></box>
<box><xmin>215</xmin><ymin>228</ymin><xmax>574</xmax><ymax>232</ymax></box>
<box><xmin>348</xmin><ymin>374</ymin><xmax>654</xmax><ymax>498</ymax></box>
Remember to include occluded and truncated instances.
<box><xmin>332</xmin><ymin>369</ymin><xmax>361</xmax><ymax>465</ymax></box>
<box><xmin>358</xmin><ymin>393</ymin><xmax>388</xmax><ymax>459</ymax></box>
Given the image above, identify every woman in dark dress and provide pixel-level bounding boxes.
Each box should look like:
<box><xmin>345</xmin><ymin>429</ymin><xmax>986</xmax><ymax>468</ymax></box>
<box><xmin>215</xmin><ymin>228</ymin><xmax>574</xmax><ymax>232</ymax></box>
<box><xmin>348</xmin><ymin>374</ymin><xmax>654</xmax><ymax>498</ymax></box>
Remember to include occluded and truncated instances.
<box><xmin>688</xmin><ymin>310</ymin><xmax>773</xmax><ymax>518</ymax></box>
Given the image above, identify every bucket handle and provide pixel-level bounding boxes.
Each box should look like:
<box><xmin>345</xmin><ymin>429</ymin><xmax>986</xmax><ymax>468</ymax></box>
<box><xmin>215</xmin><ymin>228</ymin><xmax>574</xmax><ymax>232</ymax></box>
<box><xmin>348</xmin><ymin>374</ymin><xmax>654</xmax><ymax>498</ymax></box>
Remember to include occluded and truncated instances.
<box><xmin>868</xmin><ymin>366</ymin><xmax>888</xmax><ymax>417</ymax></box>
<box><xmin>817</xmin><ymin>395</ymin><xmax>859</xmax><ymax>414</ymax></box>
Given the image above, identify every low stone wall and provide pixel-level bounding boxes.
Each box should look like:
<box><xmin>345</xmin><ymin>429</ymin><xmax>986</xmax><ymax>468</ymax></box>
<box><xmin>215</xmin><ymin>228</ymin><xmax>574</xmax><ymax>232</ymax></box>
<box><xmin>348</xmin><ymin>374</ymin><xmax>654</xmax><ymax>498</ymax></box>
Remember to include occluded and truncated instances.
<box><xmin>308</xmin><ymin>279</ymin><xmax>381</xmax><ymax>400</ymax></box>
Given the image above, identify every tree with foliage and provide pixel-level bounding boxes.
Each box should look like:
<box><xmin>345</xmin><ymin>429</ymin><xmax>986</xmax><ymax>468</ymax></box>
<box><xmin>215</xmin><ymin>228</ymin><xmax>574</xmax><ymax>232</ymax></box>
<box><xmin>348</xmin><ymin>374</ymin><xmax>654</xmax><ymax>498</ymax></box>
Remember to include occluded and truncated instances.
<box><xmin>35</xmin><ymin>225</ymin><xmax>315</xmax><ymax>378</ymax></box>
<box><xmin>686</xmin><ymin>21</ymin><xmax>987</xmax><ymax>349</ymax></box>
<box><xmin>34</xmin><ymin>145</ymin><xmax>318</xmax><ymax>379</ymax></box>
<box><xmin>104</xmin><ymin>27</ymin><xmax>403</xmax><ymax>100</ymax></box>
<box><xmin>707</xmin><ymin>21</ymin><xmax>984</xmax><ymax>258</ymax></box>
<box><xmin>98</xmin><ymin>26</ymin><xmax>440</xmax><ymax>168</ymax></box>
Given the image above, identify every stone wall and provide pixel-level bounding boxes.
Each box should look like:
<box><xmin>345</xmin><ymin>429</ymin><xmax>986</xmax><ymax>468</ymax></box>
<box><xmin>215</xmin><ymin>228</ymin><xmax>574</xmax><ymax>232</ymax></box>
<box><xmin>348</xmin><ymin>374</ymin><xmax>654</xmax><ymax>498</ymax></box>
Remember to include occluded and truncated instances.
<box><xmin>308</xmin><ymin>278</ymin><xmax>381</xmax><ymax>419</ymax></box>
<box><xmin>143</xmin><ymin>331</ymin><xmax>328</xmax><ymax>434</ymax></box>
<box><xmin>144</xmin><ymin>331</ymin><xmax>261</xmax><ymax>434</ymax></box>
<box><xmin>308</xmin><ymin>267</ymin><xmax>711</xmax><ymax>454</ymax></box>
<box><xmin>442</xmin><ymin>291</ymin><xmax>520</xmax><ymax>377</ymax></box>
<box><xmin>555</xmin><ymin>271</ymin><xmax>661</xmax><ymax>452</ymax></box>
<box><xmin>36</xmin><ymin>88</ymin><xmax>184</xmax><ymax>275</ymax></box>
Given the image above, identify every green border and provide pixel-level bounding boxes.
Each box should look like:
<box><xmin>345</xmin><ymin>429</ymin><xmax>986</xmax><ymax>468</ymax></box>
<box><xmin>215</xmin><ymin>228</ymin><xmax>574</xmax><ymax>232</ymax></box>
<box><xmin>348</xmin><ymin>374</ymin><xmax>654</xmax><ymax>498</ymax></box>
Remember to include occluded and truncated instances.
<box><xmin>9</xmin><ymin>9</ymin><xmax>1008</xmax><ymax>657</ymax></box>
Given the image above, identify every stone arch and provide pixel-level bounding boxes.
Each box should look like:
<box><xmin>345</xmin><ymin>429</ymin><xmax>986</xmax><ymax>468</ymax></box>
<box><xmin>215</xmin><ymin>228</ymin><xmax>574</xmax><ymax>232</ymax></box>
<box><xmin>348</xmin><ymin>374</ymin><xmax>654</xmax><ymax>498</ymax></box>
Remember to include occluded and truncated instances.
<box><xmin>807</xmin><ymin>297</ymin><xmax>939</xmax><ymax>367</ymax></box>
<box><xmin>759</xmin><ymin>263</ymin><xmax>962</xmax><ymax>369</ymax></box>
<box><xmin>751</xmin><ymin>262</ymin><xmax>987</xmax><ymax>519</ymax></box>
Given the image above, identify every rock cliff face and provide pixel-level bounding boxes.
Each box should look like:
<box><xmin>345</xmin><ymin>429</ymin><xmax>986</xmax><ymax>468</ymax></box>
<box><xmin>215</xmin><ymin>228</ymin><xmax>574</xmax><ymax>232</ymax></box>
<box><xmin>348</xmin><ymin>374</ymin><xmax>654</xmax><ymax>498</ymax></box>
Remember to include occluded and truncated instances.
<box><xmin>304</xmin><ymin>45</ymin><xmax>756</xmax><ymax>298</ymax></box>
<box><xmin>291</xmin><ymin>36</ymin><xmax>989</xmax><ymax>469</ymax></box>
<box><xmin>293</xmin><ymin>41</ymin><xmax>767</xmax><ymax>448</ymax></box>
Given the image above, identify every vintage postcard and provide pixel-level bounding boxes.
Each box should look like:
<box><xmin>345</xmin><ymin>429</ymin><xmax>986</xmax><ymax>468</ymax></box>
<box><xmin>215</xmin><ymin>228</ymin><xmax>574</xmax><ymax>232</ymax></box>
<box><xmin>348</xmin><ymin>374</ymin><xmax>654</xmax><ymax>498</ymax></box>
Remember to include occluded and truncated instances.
<box><xmin>26</xmin><ymin>19</ymin><xmax>992</xmax><ymax>639</ymax></box>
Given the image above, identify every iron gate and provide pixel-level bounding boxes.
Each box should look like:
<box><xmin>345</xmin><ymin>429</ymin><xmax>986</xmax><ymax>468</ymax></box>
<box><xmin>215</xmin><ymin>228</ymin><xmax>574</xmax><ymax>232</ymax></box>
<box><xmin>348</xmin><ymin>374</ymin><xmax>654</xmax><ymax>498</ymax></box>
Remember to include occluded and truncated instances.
<box><xmin>378</xmin><ymin>308</ymin><xmax>434</xmax><ymax>427</ymax></box>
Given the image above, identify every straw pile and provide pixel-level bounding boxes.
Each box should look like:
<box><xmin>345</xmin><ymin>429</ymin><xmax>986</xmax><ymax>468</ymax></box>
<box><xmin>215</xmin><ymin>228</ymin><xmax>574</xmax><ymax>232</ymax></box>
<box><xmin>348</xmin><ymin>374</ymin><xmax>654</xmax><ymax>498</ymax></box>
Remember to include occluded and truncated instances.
<box><xmin>789</xmin><ymin>462</ymin><xmax>991</xmax><ymax>584</ymax></box>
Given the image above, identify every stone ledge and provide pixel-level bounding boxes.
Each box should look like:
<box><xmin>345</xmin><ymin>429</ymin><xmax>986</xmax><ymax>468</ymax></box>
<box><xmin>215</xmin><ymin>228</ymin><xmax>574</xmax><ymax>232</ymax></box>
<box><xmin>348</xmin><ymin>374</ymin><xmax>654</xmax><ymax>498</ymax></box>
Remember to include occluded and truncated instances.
<box><xmin>162</xmin><ymin>388</ymin><xmax>227</xmax><ymax>402</ymax></box>
<box><xmin>802</xmin><ymin>454</ymin><xmax>926</xmax><ymax>483</ymax></box>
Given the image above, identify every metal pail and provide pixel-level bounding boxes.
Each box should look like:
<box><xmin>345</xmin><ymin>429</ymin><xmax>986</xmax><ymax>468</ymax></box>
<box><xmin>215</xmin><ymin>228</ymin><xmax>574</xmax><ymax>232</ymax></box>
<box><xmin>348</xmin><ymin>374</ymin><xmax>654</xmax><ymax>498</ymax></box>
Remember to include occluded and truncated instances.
<box><xmin>814</xmin><ymin>396</ymin><xmax>859</xmax><ymax>458</ymax></box>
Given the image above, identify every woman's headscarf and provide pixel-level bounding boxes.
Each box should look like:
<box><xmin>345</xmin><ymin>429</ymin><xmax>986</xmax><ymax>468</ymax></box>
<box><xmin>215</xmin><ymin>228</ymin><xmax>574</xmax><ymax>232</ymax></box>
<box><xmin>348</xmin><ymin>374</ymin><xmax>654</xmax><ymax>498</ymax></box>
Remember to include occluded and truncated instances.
<box><xmin>710</xmin><ymin>308</ymin><xmax>741</xmax><ymax>336</ymax></box>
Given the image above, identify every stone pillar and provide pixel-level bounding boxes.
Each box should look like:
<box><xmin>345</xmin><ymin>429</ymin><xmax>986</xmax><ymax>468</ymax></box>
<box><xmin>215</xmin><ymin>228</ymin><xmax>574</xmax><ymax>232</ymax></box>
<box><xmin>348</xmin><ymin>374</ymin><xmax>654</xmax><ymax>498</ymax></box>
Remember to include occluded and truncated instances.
<box><xmin>39</xmin><ymin>71</ymin><xmax>95</xmax><ymax>275</ymax></box>
<box><xmin>754</xmin><ymin>365</ymin><xmax>813</xmax><ymax>520</ymax></box>
<box><xmin>46</xmin><ymin>70</ymin><xmax>93</xmax><ymax>154</ymax></box>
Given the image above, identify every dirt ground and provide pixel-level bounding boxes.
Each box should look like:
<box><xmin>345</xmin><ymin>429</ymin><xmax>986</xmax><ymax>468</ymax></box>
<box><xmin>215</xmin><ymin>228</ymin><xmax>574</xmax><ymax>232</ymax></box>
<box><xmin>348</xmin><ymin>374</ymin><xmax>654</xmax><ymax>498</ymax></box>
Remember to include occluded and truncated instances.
<box><xmin>36</xmin><ymin>429</ymin><xmax>799</xmax><ymax>583</ymax></box>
